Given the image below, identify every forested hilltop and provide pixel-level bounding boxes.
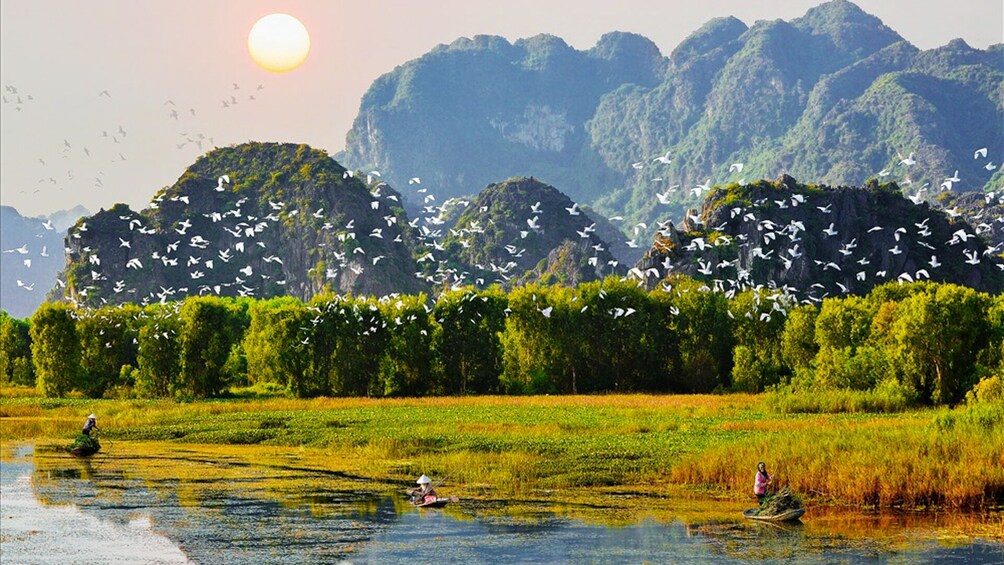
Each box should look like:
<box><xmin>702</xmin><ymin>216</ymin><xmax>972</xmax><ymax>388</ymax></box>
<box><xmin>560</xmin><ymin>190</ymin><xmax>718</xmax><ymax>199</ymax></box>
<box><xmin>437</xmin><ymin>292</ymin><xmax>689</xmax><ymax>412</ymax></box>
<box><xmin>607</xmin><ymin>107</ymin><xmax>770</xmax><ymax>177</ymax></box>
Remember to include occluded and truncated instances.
<box><xmin>636</xmin><ymin>175</ymin><xmax>1004</xmax><ymax>297</ymax></box>
<box><xmin>48</xmin><ymin>142</ymin><xmax>652</xmax><ymax>306</ymax></box>
<box><xmin>3</xmin><ymin>279</ymin><xmax>1001</xmax><ymax>408</ymax></box>
<box><xmin>339</xmin><ymin>0</ymin><xmax>1003</xmax><ymax>234</ymax></box>
<box><xmin>45</xmin><ymin>140</ymin><xmax>1004</xmax><ymax>310</ymax></box>
<box><xmin>50</xmin><ymin>143</ymin><xmax>424</xmax><ymax>307</ymax></box>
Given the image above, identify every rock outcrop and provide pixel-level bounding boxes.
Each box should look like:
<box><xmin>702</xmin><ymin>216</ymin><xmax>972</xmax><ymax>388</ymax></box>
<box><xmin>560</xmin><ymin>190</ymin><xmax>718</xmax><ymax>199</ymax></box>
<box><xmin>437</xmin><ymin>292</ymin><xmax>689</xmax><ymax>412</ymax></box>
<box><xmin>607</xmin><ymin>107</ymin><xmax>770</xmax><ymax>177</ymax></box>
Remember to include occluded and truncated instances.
<box><xmin>54</xmin><ymin>143</ymin><xmax>424</xmax><ymax>307</ymax></box>
<box><xmin>636</xmin><ymin>175</ymin><xmax>1003</xmax><ymax>299</ymax></box>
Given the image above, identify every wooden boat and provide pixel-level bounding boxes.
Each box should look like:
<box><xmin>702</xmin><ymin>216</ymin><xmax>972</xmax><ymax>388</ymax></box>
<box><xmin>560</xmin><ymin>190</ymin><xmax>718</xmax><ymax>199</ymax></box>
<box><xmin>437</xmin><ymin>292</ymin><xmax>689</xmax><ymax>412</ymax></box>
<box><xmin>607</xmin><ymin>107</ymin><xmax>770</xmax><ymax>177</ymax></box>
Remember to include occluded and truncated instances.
<box><xmin>412</xmin><ymin>496</ymin><xmax>458</xmax><ymax>509</ymax></box>
<box><xmin>67</xmin><ymin>435</ymin><xmax>101</xmax><ymax>458</ymax></box>
<box><xmin>743</xmin><ymin>507</ymin><xmax>805</xmax><ymax>522</ymax></box>
<box><xmin>69</xmin><ymin>445</ymin><xmax>100</xmax><ymax>457</ymax></box>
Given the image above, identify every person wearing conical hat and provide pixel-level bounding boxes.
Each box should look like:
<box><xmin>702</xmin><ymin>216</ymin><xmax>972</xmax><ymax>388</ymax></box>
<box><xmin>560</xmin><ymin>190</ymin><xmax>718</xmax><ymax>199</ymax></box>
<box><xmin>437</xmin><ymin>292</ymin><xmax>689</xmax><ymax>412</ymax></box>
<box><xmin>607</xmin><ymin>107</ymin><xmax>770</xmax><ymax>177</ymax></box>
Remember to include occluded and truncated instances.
<box><xmin>410</xmin><ymin>474</ymin><xmax>437</xmax><ymax>504</ymax></box>
<box><xmin>82</xmin><ymin>414</ymin><xmax>98</xmax><ymax>436</ymax></box>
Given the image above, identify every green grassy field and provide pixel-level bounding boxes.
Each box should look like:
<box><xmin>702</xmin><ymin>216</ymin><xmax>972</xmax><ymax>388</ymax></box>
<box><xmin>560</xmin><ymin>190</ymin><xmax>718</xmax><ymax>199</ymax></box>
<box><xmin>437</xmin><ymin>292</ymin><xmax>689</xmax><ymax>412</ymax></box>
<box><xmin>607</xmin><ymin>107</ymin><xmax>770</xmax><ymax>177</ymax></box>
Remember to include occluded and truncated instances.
<box><xmin>2</xmin><ymin>388</ymin><xmax>1002</xmax><ymax>512</ymax></box>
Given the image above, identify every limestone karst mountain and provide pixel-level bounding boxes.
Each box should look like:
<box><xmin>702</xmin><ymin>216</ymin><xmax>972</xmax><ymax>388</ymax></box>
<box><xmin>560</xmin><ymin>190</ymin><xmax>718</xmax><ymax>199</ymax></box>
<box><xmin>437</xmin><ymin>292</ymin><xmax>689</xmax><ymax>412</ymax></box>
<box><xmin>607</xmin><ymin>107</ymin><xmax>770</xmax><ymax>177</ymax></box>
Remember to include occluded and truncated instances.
<box><xmin>635</xmin><ymin>175</ymin><xmax>1003</xmax><ymax>299</ymax></box>
<box><xmin>339</xmin><ymin>0</ymin><xmax>1002</xmax><ymax>237</ymax></box>
<box><xmin>434</xmin><ymin>177</ymin><xmax>626</xmax><ymax>288</ymax></box>
<box><xmin>52</xmin><ymin>143</ymin><xmax>424</xmax><ymax>307</ymax></box>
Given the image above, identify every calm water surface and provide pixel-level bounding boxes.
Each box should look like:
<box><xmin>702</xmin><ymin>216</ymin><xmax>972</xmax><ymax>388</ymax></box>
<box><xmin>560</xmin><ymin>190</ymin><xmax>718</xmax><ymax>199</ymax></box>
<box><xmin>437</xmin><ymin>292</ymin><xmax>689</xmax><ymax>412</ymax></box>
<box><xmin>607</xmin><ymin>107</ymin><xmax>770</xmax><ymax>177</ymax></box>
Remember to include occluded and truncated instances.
<box><xmin>1</xmin><ymin>444</ymin><xmax>1001</xmax><ymax>564</ymax></box>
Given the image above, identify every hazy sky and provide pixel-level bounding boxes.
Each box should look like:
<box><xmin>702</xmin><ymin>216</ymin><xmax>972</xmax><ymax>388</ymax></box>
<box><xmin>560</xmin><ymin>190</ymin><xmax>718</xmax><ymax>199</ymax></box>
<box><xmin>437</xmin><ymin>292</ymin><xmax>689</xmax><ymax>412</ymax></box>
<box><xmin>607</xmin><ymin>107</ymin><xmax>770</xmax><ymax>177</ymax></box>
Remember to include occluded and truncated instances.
<box><xmin>1</xmin><ymin>0</ymin><xmax>1001</xmax><ymax>217</ymax></box>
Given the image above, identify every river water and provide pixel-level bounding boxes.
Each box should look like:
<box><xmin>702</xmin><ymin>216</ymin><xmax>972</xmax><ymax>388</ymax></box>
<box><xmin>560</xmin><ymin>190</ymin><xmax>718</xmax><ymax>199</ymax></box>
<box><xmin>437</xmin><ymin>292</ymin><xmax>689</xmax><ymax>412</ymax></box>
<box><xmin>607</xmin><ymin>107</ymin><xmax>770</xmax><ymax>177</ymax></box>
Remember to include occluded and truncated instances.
<box><xmin>1</xmin><ymin>444</ymin><xmax>1001</xmax><ymax>564</ymax></box>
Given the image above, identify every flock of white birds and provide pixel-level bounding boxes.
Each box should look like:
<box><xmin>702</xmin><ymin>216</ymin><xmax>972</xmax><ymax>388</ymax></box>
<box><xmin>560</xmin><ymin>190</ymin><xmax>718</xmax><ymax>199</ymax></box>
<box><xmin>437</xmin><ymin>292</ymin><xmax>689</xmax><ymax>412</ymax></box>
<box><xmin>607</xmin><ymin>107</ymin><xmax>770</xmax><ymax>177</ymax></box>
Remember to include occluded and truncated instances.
<box><xmin>3</xmin><ymin>81</ymin><xmax>268</xmax><ymax>199</ymax></box>
<box><xmin>6</xmin><ymin>143</ymin><xmax>1002</xmax><ymax>330</ymax></box>
<box><xmin>3</xmin><ymin>71</ymin><xmax>1002</xmax><ymax>337</ymax></box>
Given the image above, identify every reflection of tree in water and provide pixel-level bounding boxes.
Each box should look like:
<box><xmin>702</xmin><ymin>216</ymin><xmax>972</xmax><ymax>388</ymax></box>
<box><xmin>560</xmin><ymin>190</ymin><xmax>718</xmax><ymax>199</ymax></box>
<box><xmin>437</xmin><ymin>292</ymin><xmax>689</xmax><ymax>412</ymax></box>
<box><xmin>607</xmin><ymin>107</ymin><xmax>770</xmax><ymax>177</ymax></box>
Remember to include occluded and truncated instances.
<box><xmin>24</xmin><ymin>446</ymin><xmax>1003</xmax><ymax>563</ymax></box>
<box><xmin>30</xmin><ymin>447</ymin><xmax>405</xmax><ymax>563</ymax></box>
<box><xmin>444</xmin><ymin>499</ymin><xmax>577</xmax><ymax>536</ymax></box>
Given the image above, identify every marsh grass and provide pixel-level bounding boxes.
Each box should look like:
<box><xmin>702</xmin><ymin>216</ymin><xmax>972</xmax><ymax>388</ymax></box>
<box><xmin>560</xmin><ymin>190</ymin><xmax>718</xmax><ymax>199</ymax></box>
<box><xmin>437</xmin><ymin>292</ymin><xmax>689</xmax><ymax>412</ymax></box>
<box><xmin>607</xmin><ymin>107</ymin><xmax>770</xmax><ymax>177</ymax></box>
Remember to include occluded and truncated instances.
<box><xmin>3</xmin><ymin>388</ymin><xmax>1002</xmax><ymax>511</ymax></box>
<box><xmin>765</xmin><ymin>386</ymin><xmax>917</xmax><ymax>414</ymax></box>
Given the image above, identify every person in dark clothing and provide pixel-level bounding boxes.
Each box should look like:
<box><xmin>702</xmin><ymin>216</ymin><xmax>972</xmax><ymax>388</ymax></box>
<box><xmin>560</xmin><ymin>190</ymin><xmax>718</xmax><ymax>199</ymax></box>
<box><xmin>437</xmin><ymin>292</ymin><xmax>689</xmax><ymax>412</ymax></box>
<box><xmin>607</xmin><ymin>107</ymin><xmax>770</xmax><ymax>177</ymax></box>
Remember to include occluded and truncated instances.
<box><xmin>82</xmin><ymin>414</ymin><xmax>98</xmax><ymax>436</ymax></box>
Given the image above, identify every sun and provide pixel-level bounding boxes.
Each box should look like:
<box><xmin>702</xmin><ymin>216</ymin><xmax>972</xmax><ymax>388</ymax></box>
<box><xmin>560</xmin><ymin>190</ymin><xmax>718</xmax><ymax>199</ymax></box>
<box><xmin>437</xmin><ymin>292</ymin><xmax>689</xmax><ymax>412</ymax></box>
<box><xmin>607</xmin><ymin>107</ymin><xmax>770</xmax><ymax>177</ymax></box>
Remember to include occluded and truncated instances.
<box><xmin>248</xmin><ymin>13</ymin><xmax>310</xmax><ymax>73</ymax></box>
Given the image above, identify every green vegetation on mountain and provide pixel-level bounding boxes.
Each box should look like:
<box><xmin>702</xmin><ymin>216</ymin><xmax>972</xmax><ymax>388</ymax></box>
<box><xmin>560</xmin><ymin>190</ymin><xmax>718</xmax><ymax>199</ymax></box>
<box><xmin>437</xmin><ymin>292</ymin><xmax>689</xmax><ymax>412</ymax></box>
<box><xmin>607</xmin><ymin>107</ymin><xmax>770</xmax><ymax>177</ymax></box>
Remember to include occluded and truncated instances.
<box><xmin>340</xmin><ymin>31</ymin><xmax>666</xmax><ymax>205</ymax></box>
<box><xmin>437</xmin><ymin>177</ymin><xmax>625</xmax><ymax>287</ymax></box>
<box><xmin>53</xmin><ymin>143</ymin><xmax>424</xmax><ymax>308</ymax></box>
<box><xmin>339</xmin><ymin>0</ymin><xmax>1003</xmax><ymax>239</ymax></box>
<box><xmin>636</xmin><ymin>175</ymin><xmax>1003</xmax><ymax>297</ymax></box>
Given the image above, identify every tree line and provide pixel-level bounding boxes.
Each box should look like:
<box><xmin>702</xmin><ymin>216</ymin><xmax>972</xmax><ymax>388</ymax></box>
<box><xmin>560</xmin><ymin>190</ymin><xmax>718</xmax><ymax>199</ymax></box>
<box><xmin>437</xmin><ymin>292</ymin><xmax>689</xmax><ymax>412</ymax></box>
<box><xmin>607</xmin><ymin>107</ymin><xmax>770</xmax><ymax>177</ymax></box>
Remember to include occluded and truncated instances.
<box><xmin>2</xmin><ymin>278</ymin><xmax>1001</xmax><ymax>405</ymax></box>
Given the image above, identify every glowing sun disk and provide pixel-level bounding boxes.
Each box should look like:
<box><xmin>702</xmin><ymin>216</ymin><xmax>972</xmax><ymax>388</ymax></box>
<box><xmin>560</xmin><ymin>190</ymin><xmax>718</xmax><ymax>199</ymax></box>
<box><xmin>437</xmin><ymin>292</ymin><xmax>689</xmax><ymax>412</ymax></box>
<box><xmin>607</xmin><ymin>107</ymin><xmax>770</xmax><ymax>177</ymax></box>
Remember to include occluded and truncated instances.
<box><xmin>248</xmin><ymin>13</ymin><xmax>310</xmax><ymax>73</ymax></box>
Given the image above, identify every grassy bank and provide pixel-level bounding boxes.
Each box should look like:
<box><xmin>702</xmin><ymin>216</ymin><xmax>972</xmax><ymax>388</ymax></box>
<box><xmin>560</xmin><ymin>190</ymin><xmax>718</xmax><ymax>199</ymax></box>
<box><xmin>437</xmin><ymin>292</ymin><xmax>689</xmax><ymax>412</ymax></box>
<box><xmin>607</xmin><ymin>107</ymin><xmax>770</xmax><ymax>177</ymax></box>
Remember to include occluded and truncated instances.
<box><xmin>2</xmin><ymin>388</ymin><xmax>1002</xmax><ymax>511</ymax></box>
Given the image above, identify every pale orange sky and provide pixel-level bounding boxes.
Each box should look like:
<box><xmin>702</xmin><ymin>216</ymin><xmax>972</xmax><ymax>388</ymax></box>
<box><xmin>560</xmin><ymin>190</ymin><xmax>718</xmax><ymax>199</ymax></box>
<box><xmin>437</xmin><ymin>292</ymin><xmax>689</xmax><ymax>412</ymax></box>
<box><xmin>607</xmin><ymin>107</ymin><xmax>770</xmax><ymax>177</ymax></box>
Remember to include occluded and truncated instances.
<box><xmin>1</xmin><ymin>0</ymin><xmax>1001</xmax><ymax>216</ymax></box>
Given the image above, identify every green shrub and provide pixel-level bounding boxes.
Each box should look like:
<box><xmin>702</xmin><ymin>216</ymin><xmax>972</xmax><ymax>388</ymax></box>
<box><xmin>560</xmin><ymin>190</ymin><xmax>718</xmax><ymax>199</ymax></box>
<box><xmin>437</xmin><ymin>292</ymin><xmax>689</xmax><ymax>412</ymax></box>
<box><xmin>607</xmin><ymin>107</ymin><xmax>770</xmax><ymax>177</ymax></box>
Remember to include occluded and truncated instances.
<box><xmin>966</xmin><ymin>375</ymin><xmax>1003</xmax><ymax>405</ymax></box>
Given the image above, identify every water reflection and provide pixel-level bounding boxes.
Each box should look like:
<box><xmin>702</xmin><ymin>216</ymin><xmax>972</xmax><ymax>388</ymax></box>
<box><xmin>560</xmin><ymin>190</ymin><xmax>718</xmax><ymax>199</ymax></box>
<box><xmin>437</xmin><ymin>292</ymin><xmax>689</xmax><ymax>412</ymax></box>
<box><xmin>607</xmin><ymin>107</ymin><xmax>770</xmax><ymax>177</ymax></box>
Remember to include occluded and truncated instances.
<box><xmin>3</xmin><ymin>443</ymin><xmax>1002</xmax><ymax>564</ymax></box>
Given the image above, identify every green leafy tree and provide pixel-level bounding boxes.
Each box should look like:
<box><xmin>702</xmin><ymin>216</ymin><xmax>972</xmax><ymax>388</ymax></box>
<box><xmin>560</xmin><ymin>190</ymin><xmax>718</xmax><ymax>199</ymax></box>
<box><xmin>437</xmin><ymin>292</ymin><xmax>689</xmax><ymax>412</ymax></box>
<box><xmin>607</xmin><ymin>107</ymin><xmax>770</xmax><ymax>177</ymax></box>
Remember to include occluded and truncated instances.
<box><xmin>380</xmin><ymin>294</ymin><xmax>435</xmax><ymax>396</ymax></box>
<box><xmin>136</xmin><ymin>305</ymin><xmax>181</xmax><ymax>397</ymax></box>
<box><xmin>573</xmin><ymin>278</ymin><xmax>670</xmax><ymax>392</ymax></box>
<box><xmin>781</xmin><ymin>304</ymin><xmax>819</xmax><ymax>383</ymax></box>
<box><xmin>30</xmin><ymin>302</ymin><xmax>81</xmax><ymax>397</ymax></box>
<box><xmin>500</xmin><ymin>284</ymin><xmax>574</xmax><ymax>394</ymax></box>
<box><xmin>730</xmin><ymin>290</ymin><xmax>792</xmax><ymax>392</ymax></box>
<box><xmin>177</xmin><ymin>297</ymin><xmax>247</xmax><ymax>397</ymax></box>
<box><xmin>433</xmin><ymin>287</ymin><xmax>508</xmax><ymax>394</ymax></box>
<box><xmin>310</xmin><ymin>295</ymin><xmax>389</xmax><ymax>396</ymax></box>
<box><xmin>76</xmin><ymin>304</ymin><xmax>140</xmax><ymax>398</ymax></box>
<box><xmin>244</xmin><ymin>298</ymin><xmax>310</xmax><ymax>396</ymax></box>
<box><xmin>886</xmin><ymin>284</ymin><xmax>991</xmax><ymax>405</ymax></box>
<box><xmin>813</xmin><ymin>296</ymin><xmax>884</xmax><ymax>389</ymax></box>
<box><xmin>0</xmin><ymin>312</ymin><xmax>34</xmax><ymax>386</ymax></box>
<box><xmin>666</xmin><ymin>277</ymin><xmax>734</xmax><ymax>392</ymax></box>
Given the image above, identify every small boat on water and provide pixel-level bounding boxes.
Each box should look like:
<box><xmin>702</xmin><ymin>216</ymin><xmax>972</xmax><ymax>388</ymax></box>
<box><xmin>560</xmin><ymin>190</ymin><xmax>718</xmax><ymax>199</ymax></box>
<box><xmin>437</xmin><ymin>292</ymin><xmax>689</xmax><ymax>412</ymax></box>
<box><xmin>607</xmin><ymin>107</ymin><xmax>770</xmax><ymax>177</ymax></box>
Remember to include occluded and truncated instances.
<box><xmin>742</xmin><ymin>507</ymin><xmax>805</xmax><ymax>522</ymax></box>
<box><xmin>67</xmin><ymin>434</ymin><xmax>101</xmax><ymax>458</ymax></box>
<box><xmin>412</xmin><ymin>496</ymin><xmax>457</xmax><ymax>509</ymax></box>
<box><xmin>68</xmin><ymin>445</ymin><xmax>100</xmax><ymax>457</ymax></box>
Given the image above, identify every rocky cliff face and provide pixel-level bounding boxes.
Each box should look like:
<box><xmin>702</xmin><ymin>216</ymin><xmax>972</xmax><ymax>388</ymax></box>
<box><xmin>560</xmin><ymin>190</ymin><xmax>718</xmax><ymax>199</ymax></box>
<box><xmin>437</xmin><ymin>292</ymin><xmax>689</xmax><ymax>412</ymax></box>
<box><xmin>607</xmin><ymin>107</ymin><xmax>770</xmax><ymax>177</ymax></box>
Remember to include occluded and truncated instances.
<box><xmin>435</xmin><ymin>177</ymin><xmax>624</xmax><ymax>287</ymax></box>
<box><xmin>339</xmin><ymin>31</ymin><xmax>666</xmax><ymax>205</ymax></box>
<box><xmin>338</xmin><ymin>0</ymin><xmax>1002</xmax><ymax>243</ymax></box>
<box><xmin>636</xmin><ymin>175</ymin><xmax>1003</xmax><ymax>300</ymax></box>
<box><xmin>54</xmin><ymin>143</ymin><xmax>425</xmax><ymax>307</ymax></box>
<box><xmin>939</xmin><ymin>191</ymin><xmax>1004</xmax><ymax>249</ymax></box>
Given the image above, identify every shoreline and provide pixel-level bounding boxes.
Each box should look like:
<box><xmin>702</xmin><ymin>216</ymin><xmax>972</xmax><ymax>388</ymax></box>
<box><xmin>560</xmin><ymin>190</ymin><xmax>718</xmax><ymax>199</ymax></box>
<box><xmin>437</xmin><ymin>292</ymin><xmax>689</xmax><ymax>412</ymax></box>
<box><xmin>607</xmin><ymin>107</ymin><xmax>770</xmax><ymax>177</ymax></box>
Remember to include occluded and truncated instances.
<box><xmin>2</xmin><ymin>393</ymin><xmax>1002</xmax><ymax>515</ymax></box>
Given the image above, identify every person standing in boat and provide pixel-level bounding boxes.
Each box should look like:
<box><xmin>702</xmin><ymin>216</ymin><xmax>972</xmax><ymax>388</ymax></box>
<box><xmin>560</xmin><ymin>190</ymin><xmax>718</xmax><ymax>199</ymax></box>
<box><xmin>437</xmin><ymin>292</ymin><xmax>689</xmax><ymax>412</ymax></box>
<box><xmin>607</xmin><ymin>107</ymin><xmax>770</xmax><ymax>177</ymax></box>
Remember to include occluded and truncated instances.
<box><xmin>82</xmin><ymin>414</ymin><xmax>98</xmax><ymax>436</ymax></box>
<box><xmin>754</xmin><ymin>461</ymin><xmax>772</xmax><ymax>502</ymax></box>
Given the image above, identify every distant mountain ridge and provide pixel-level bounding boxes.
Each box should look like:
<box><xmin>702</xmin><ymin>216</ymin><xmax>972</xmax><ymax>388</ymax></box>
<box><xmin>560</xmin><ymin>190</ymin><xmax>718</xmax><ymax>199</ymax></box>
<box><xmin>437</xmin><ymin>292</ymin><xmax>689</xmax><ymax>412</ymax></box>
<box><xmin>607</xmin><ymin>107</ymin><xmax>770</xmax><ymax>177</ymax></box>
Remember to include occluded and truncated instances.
<box><xmin>338</xmin><ymin>0</ymin><xmax>1003</xmax><ymax>235</ymax></box>
<box><xmin>339</xmin><ymin>30</ymin><xmax>666</xmax><ymax>206</ymax></box>
<box><xmin>1</xmin><ymin>205</ymin><xmax>90</xmax><ymax>318</ymax></box>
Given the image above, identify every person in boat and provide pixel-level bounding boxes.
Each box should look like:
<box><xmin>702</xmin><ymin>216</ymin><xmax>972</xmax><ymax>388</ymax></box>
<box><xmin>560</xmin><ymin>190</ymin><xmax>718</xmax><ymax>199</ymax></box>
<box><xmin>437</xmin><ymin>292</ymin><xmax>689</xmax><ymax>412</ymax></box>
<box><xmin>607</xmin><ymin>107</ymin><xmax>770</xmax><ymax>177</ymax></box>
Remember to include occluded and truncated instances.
<box><xmin>409</xmin><ymin>474</ymin><xmax>437</xmax><ymax>504</ymax></box>
<box><xmin>82</xmin><ymin>414</ymin><xmax>99</xmax><ymax>436</ymax></box>
<box><xmin>754</xmin><ymin>461</ymin><xmax>772</xmax><ymax>503</ymax></box>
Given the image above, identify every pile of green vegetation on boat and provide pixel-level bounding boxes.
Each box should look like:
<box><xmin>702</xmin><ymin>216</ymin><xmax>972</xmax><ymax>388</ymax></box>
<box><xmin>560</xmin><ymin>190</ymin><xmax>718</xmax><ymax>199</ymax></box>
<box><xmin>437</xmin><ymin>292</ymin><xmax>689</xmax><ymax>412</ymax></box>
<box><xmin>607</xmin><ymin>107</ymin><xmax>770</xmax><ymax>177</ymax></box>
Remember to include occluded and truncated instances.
<box><xmin>756</xmin><ymin>486</ymin><xmax>803</xmax><ymax>516</ymax></box>
<box><xmin>67</xmin><ymin>434</ymin><xmax>101</xmax><ymax>455</ymax></box>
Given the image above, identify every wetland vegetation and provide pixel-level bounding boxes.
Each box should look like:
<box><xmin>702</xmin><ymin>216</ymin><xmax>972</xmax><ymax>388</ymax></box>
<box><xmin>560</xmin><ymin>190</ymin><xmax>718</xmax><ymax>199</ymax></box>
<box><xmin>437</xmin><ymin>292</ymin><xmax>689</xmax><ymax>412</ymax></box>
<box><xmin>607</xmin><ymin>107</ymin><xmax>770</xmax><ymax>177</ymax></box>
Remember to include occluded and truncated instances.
<box><xmin>3</xmin><ymin>390</ymin><xmax>1002</xmax><ymax>515</ymax></box>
